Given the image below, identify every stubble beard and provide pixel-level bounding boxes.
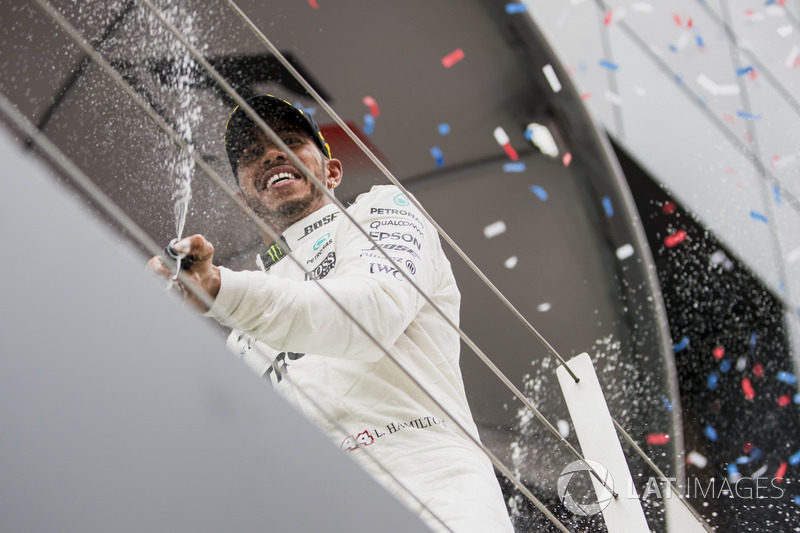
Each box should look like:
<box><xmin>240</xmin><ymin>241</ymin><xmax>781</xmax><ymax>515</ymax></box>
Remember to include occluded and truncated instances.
<box><xmin>246</xmin><ymin>160</ymin><xmax>327</xmax><ymax>231</ymax></box>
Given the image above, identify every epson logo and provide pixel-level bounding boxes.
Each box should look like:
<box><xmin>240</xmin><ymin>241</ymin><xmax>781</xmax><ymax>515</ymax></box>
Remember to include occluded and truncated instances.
<box><xmin>300</xmin><ymin>212</ymin><xmax>339</xmax><ymax>239</ymax></box>
<box><xmin>368</xmin><ymin>231</ymin><xmax>422</xmax><ymax>250</ymax></box>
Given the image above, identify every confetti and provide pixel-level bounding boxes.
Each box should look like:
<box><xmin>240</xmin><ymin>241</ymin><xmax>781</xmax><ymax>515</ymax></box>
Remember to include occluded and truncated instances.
<box><xmin>537</xmin><ymin>302</ymin><xmax>552</xmax><ymax>312</ymax></box>
<box><xmin>753</xmin><ymin>363</ymin><xmax>764</xmax><ymax>379</ymax></box>
<box><xmin>562</xmin><ymin>152</ymin><xmax>572</xmax><ymax>166</ymax></box>
<box><xmin>602</xmin><ymin>196</ymin><xmax>614</xmax><ymax>217</ymax></box>
<box><xmin>773</xmin><ymin>185</ymin><xmax>782</xmax><ymax>205</ymax></box>
<box><xmin>503</xmin><ymin>162</ymin><xmax>526</xmax><ymax>173</ymax></box>
<box><xmin>713</xmin><ymin>346</ymin><xmax>725</xmax><ymax>359</ymax></box>
<box><xmin>616</xmin><ymin>244</ymin><xmax>634</xmax><ymax>260</ymax></box>
<box><xmin>777</xmin><ymin>371</ymin><xmax>797</xmax><ymax>385</ymax></box>
<box><xmin>530</xmin><ymin>185</ymin><xmax>548</xmax><ymax>201</ymax></box>
<box><xmin>708</xmin><ymin>372</ymin><xmax>720</xmax><ymax>390</ymax></box>
<box><xmin>438</xmin><ymin>123</ymin><xmax>450</xmax><ymax>135</ymax></box>
<box><xmin>493</xmin><ymin>127</ymin><xmax>519</xmax><ymax>161</ymax></box>
<box><xmin>788</xmin><ymin>248</ymin><xmax>800</xmax><ymax>264</ymax></box>
<box><xmin>789</xmin><ymin>450</ymin><xmax>800</xmax><ymax>466</ymax></box>
<box><xmin>664</xmin><ymin>229</ymin><xmax>687</xmax><ymax>248</ymax></box>
<box><xmin>505</xmin><ymin>2</ymin><xmax>527</xmax><ymax>14</ymax></box>
<box><xmin>736</xmin><ymin>456</ymin><xmax>752</xmax><ymax>465</ymax></box>
<box><xmin>720</xmin><ymin>358</ymin><xmax>732</xmax><ymax>373</ymax></box>
<box><xmin>735</xmin><ymin>356</ymin><xmax>747</xmax><ymax>372</ymax></box>
<box><xmin>308</xmin><ymin>0</ymin><xmax>319</xmax><ymax>8</ymax></box>
<box><xmin>736</xmin><ymin>66</ymin><xmax>754</xmax><ymax>76</ymax></box>
<box><xmin>662</xmin><ymin>396</ymin><xmax>673</xmax><ymax>411</ymax></box>
<box><xmin>580</xmin><ymin>92</ymin><xmax>592</xmax><ymax>100</ymax></box>
<box><xmin>647</xmin><ymin>433</ymin><xmax>670</xmax><ymax>445</ymax></box>
<box><xmin>504</xmin><ymin>256</ymin><xmax>518</xmax><ymax>269</ymax></box>
<box><xmin>742</xmin><ymin>377</ymin><xmax>755</xmax><ymax>400</ymax></box>
<box><xmin>775</xmin><ymin>462</ymin><xmax>787</xmax><ymax>483</ymax></box>
<box><xmin>362</xmin><ymin>96</ymin><xmax>380</xmax><ymax>117</ymax></box>
<box><xmin>604</xmin><ymin>10</ymin><xmax>613</xmax><ymax>25</ymax></box>
<box><xmin>749</xmin><ymin>332</ymin><xmax>757</xmax><ymax>351</ymax></box>
<box><xmin>704</xmin><ymin>424</ymin><xmax>718</xmax><ymax>442</ymax></box>
<box><xmin>599</xmin><ymin>59</ymin><xmax>619</xmax><ymax>71</ymax></box>
<box><xmin>604</xmin><ymin>91</ymin><xmax>623</xmax><ymax>106</ymax></box>
<box><xmin>696</xmin><ymin>35</ymin><xmax>705</xmax><ymax>47</ymax></box>
<box><xmin>749</xmin><ymin>211</ymin><xmax>768</xmax><ymax>222</ymax></box>
<box><xmin>778</xmin><ymin>395</ymin><xmax>791</xmax><ymax>407</ymax></box>
<box><xmin>557</xmin><ymin>419</ymin><xmax>570</xmax><ymax>438</ymax></box>
<box><xmin>752</xmin><ymin>464</ymin><xmax>768</xmax><ymax>478</ymax></box>
<box><xmin>777</xmin><ymin>25</ymin><xmax>792</xmax><ymax>37</ymax></box>
<box><xmin>542</xmin><ymin>64</ymin><xmax>562</xmax><ymax>93</ymax></box>
<box><xmin>441</xmin><ymin>48</ymin><xmax>465</xmax><ymax>68</ymax></box>
<box><xmin>727</xmin><ymin>464</ymin><xmax>742</xmax><ymax>482</ymax></box>
<box><xmin>737</xmin><ymin>111</ymin><xmax>763</xmax><ymax>120</ymax></box>
<box><xmin>795</xmin><ymin>496</ymin><xmax>800</xmax><ymax>506</ymax></box>
<box><xmin>673</xmin><ymin>335</ymin><xmax>690</xmax><ymax>352</ymax></box>
<box><xmin>363</xmin><ymin>114</ymin><xmax>375</xmax><ymax>135</ymax></box>
<box><xmin>662</xmin><ymin>201</ymin><xmax>677</xmax><ymax>215</ymax></box>
<box><xmin>687</xmin><ymin>451</ymin><xmax>708</xmax><ymax>468</ymax></box>
<box><xmin>483</xmin><ymin>220</ymin><xmax>507</xmax><ymax>239</ymax></box>
<box><xmin>430</xmin><ymin>146</ymin><xmax>444</xmax><ymax>167</ymax></box>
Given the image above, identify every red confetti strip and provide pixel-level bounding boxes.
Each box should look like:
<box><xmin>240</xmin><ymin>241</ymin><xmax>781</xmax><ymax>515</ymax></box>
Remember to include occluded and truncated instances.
<box><xmin>713</xmin><ymin>346</ymin><xmax>725</xmax><ymax>359</ymax></box>
<box><xmin>722</xmin><ymin>113</ymin><xmax>736</xmax><ymax>124</ymax></box>
<box><xmin>778</xmin><ymin>395</ymin><xmax>791</xmax><ymax>407</ymax></box>
<box><xmin>604</xmin><ymin>11</ymin><xmax>613</xmax><ymax>25</ymax></box>
<box><xmin>647</xmin><ymin>433</ymin><xmax>670</xmax><ymax>445</ymax></box>
<box><xmin>673</xmin><ymin>13</ymin><xmax>682</xmax><ymax>26</ymax></box>
<box><xmin>362</xmin><ymin>96</ymin><xmax>380</xmax><ymax>117</ymax></box>
<box><xmin>664</xmin><ymin>229</ymin><xmax>687</xmax><ymax>248</ymax></box>
<box><xmin>308</xmin><ymin>0</ymin><xmax>319</xmax><ymax>8</ymax></box>
<box><xmin>503</xmin><ymin>143</ymin><xmax>519</xmax><ymax>161</ymax></box>
<box><xmin>441</xmin><ymin>48</ymin><xmax>465</xmax><ymax>68</ymax></box>
<box><xmin>775</xmin><ymin>461</ymin><xmax>787</xmax><ymax>483</ymax></box>
<box><xmin>743</xmin><ymin>442</ymin><xmax>754</xmax><ymax>454</ymax></box>
<box><xmin>562</xmin><ymin>152</ymin><xmax>572</xmax><ymax>167</ymax></box>
<box><xmin>661</xmin><ymin>201</ymin><xmax>677</xmax><ymax>214</ymax></box>
<box><xmin>753</xmin><ymin>363</ymin><xmax>764</xmax><ymax>379</ymax></box>
<box><xmin>742</xmin><ymin>377</ymin><xmax>755</xmax><ymax>400</ymax></box>
<box><xmin>580</xmin><ymin>92</ymin><xmax>591</xmax><ymax>101</ymax></box>
<box><xmin>687</xmin><ymin>18</ymin><xmax>693</xmax><ymax>28</ymax></box>
<box><xmin>749</xmin><ymin>69</ymin><xmax>757</xmax><ymax>81</ymax></box>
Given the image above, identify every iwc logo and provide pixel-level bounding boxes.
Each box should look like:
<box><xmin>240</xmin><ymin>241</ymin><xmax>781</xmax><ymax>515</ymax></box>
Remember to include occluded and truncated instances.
<box><xmin>557</xmin><ymin>460</ymin><xmax>614</xmax><ymax>516</ymax></box>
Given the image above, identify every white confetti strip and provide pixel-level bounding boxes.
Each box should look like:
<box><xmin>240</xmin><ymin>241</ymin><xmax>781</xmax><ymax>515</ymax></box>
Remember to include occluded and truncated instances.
<box><xmin>556</xmin><ymin>419</ymin><xmax>570</xmax><ymax>438</ymax></box>
<box><xmin>616</xmin><ymin>243</ymin><xmax>634</xmax><ymax>260</ymax></box>
<box><xmin>786</xmin><ymin>247</ymin><xmax>800</xmax><ymax>264</ymax></box>
<box><xmin>631</xmin><ymin>2</ymin><xmax>653</xmax><ymax>12</ymax></box>
<box><xmin>675</xmin><ymin>31</ymin><xmax>691</xmax><ymax>50</ymax></box>
<box><xmin>483</xmin><ymin>220</ymin><xmax>507</xmax><ymax>239</ymax></box>
<box><xmin>752</xmin><ymin>464</ymin><xmax>768</xmax><ymax>478</ymax></box>
<box><xmin>537</xmin><ymin>302</ymin><xmax>552</xmax><ymax>312</ymax></box>
<box><xmin>493</xmin><ymin>127</ymin><xmax>510</xmax><ymax>146</ymax></box>
<box><xmin>604</xmin><ymin>90</ymin><xmax>623</xmax><ymax>106</ymax></box>
<box><xmin>687</xmin><ymin>451</ymin><xmax>708</xmax><ymax>469</ymax></box>
<box><xmin>504</xmin><ymin>256</ymin><xmax>518</xmax><ymax>269</ymax></box>
<box><xmin>778</xmin><ymin>25</ymin><xmax>793</xmax><ymax>37</ymax></box>
<box><xmin>634</xmin><ymin>85</ymin><xmax>647</xmax><ymax>96</ymax></box>
<box><xmin>542</xmin><ymin>64</ymin><xmax>562</xmax><ymax>93</ymax></box>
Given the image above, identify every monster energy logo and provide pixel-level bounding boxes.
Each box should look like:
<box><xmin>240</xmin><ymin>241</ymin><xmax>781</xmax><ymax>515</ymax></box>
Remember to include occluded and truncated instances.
<box><xmin>258</xmin><ymin>241</ymin><xmax>290</xmax><ymax>270</ymax></box>
<box><xmin>266</xmin><ymin>244</ymin><xmax>284</xmax><ymax>262</ymax></box>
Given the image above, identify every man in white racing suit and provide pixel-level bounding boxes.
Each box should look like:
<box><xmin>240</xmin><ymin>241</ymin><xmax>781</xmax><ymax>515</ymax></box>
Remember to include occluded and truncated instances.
<box><xmin>148</xmin><ymin>95</ymin><xmax>514</xmax><ymax>532</ymax></box>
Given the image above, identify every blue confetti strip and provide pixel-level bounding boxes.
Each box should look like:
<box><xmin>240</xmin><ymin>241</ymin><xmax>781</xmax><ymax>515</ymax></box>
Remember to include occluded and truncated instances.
<box><xmin>599</xmin><ymin>59</ymin><xmax>619</xmax><ymax>71</ymax></box>
<box><xmin>438</xmin><ymin>123</ymin><xmax>450</xmax><ymax>135</ymax></box>
<box><xmin>294</xmin><ymin>102</ymin><xmax>316</xmax><ymax>115</ymax></box>
<box><xmin>720</xmin><ymin>359</ymin><xmax>732</xmax><ymax>373</ymax></box>
<box><xmin>737</xmin><ymin>110</ymin><xmax>762</xmax><ymax>120</ymax></box>
<box><xmin>430</xmin><ymin>146</ymin><xmax>444</xmax><ymax>167</ymax></box>
<box><xmin>736</xmin><ymin>66</ymin><xmax>754</xmax><ymax>76</ymax></box>
<box><xmin>696</xmin><ymin>35</ymin><xmax>705</xmax><ymax>47</ymax></box>
<box><xmin>789</xmin><ymin>450</ymin><xmax>800</xmax><ymax>466</ymax></box>
<box><xmin>503</xmin><ymin>162</ymin><xmax>526</xmax><ymax>173</ymax></box>
<box><xmin>704</xmin><ymin>424</ymin><xmax>718</xmax><ymax>442</ymax></box>
<box><xmin>662</xmin><ymin>396</ymin><xmax>673</xmax><ymax>411</ymax></box>
<box><xmin>673</xmin><ymin>335</ymin><xmax>690</xmax><ymax>352</ymax></box>
<box><xmin>668</xmin><ymin>44</ymin><xmax>678</xmax><ymax>53</ymax></box>
<box><xmin>707</xmin><ymin>372</ymin><xmax>719</xmax><ymax>390</ymax></box>
<box><xmin>777</xmin><ymin>371</ymin><xmax>797</xmax><ymax>385</ymax></box>
<box><xmin>524</xmin><ymin>127</ymin><xmax>533</xmax><ymax>141</ymax></box>
<box><xmin>774</xmin><ymin>185</ymin><xmax>782</xmax><ymax>205</ymax></box>
<box><xmin>736</xmin><ymin>456</ymin><xmax>752</xmax><ymax>465</ymax></box>
<box><xmin>795</xmin><ymin>495</ymin><xmax>800</xmax><ymax>507</ymax></box>
<box><xmin>530</xmin><ymin>185</ymin><xmax>548</xmax><ymax>201</ymax></box>
<box><xmin>749</xmin><ymin>331</ymin><xmax>757</xmax><ymax>350</ymax></box>
<box><xmin>675</xmin><ymin>74</ymin><xmax>684</xmax><ymax>84</ymax></box>
<box><xmin>727</xmin><ymin>464</ymin><xmax>740</xmax><ymax>478</ymax></box>
<box><xmin>363</xmin><ymin>114</ymin><xmax>375</xmax><ymax>135</ymax></box>
<box><xmin>795</xmin><ymin>393</ymin><xmax>800</xmax><ymax>404</ymax></box>
<box><xmin>750</xmin><ymin>447</ymin><xmax>763</xmax><ymax>460</ymax></box>
<box><xmin>749</xmin><ymin>211</ymin><xmax>768</xmax><ymax>223</ymax></box>
<box><xmin>505</xmin><ymin>2</ymin><xmax>527</xmax><ymax>14</ymax></box>
<box><xmin>602</xmin><ymin>196</ymin><xmax>614</xmax><ymax>217</ymax></box>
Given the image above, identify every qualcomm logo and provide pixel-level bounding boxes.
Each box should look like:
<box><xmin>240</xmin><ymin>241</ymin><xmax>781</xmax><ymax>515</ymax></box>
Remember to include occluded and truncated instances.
<box><xmin>557</xmin><ymin>460</ymin><xmax>614</xmax><ymax>516</ymax></box>
<box><xmin>313</xmin><ymin>233</ymin><xmax>330</xmax><ymax>251</ymax></box>
<box><xmin>393</xmin><ymin>193</ymin><xmax>409</xmax><ymax>206</ymax></box>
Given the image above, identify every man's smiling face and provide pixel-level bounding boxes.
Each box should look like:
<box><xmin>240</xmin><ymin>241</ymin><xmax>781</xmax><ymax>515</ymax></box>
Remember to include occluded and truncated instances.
<box><xmin>235</xmin><ymin>120</ymin><xmax>341</xmax><ymax>231</ymax></box>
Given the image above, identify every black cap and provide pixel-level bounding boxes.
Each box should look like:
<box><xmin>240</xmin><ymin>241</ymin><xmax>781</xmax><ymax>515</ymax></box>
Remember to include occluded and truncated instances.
<box><xmin>224</xmin><ymin>94</ymin><xmax>331</xmax><ymax>175</ymax></box>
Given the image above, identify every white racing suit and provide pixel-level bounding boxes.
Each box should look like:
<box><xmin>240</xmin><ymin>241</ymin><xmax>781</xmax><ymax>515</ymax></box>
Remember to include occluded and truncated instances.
<box><xmin>207</xmin><ymin>185</ymin><xmax>514</xmax><ymax>532</ymax></box>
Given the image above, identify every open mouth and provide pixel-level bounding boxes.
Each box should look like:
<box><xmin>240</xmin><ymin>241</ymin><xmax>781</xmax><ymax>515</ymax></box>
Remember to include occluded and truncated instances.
<box><xmin>260</xmin><ymin>166</ymin><xmax>302</xmax><ymax>191</ymax></box>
